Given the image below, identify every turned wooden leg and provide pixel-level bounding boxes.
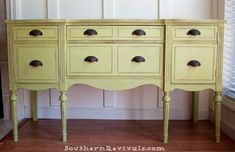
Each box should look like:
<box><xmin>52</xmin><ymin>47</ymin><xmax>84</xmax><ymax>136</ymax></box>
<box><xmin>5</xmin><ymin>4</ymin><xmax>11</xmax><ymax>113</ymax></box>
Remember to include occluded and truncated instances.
<box><xmin>11</xmin><ymin>90</ymin><xmax>18</xmax><ymax>142</ymax></box>
<box><xmin>163</xmin><ymin>91</ymin><xmax>171</xmax><ymax>143</ymax></box>
<box><xmin>214</xmin><ymin>91</ymin><xmax>222</xmax><ymax>143</ymax></box>
<box><xmin>193</xmin><ymin>91</ymin><xmax>199</xmax><ymax>123</ymax></box>
<box><xmin>31</xmin><ymin>91</ymin><xmax>38</xmax><ymax>121</ymax></box>
<box><xmin>59</xmin><ymin>91</ymin><xmax>67</xmax><ymax>142</ymax></box>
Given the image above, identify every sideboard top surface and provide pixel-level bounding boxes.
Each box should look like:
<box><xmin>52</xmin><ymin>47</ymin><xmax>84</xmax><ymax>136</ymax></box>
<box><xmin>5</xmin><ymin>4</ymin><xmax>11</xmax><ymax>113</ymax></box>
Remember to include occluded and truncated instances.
<box><xmin>5</xmin><ymin>19</ymin><xmax>225</xmax><ymax>26</ymax></box>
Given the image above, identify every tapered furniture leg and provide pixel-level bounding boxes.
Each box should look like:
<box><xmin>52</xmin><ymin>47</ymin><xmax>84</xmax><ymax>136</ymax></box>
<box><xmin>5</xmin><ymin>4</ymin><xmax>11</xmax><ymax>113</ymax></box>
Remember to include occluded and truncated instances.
<box><xmin>214</xmin><ymin>91</ymin><xmax>222</xmax><ymax>143</ymax></box>
<box><xmin>193</xmin><ymin>91</ymin><xmax>199</xmax><ymax>123</ymax></box>
<box><xmin>59</xmin><ymin>91</ymin><xmax>67</xmax><ymax>142</ymax></box>
<box><xmin>163</xmin><ymin>91</ymin><xmax>171</xmax><ymax>143</ymax></box>
<box><xmin>11</xmin><ymin>90</ymin><xmax>18</xmax><ymax>142</ymax></box>
<box><xmin>31</xmin><ymin>91</ymin><xmax>38</xmax><ymax>121</ymax></box>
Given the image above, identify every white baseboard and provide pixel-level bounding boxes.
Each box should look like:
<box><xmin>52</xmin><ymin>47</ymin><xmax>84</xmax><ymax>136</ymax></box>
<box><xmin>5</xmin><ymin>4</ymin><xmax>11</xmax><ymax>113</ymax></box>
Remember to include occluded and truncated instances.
<box><xmin>24</xmin><ymin>107</ymin><xmax>209</xmax><ymax>120</ymax></box>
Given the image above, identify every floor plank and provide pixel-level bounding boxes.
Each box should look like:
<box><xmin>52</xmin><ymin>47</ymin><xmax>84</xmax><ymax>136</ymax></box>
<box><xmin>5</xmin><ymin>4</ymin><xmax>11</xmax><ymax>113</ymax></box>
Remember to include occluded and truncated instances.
<box><xmin>0</xmin><ymin>120</ymin><xmax>234</xmax><ymax>152</ymax></box>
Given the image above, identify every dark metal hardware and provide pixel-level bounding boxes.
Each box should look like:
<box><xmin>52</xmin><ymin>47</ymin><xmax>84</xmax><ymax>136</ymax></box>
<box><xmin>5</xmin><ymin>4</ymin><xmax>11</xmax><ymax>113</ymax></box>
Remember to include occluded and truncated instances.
<box><xmin>29</xmin><ymin>30</ymin><xmax>43</xmax><ymax>36</ymax></box>
<box><xmin>187</xmin><ymin>29</ymin><xmax>201</xmax><ymax>36</ymax></box>
<box><xmin>84</xmin><ymin>56</ymin><xmax>98</xmax><ymax>62</ymax></box>
<box><xmin>84</xmin><ymin>29</ymin><xmax>98</xmax><ymax>36</ymax></box>
<box><xmin>187</xmin><ymin>60</ymin><xmax>201</xmax><ymax>67</ymax></box>
<box><xmin>131</xmin><ymin>56</ymin><xmax>145</xmax><ymax>63</ymax></box>
<box><xmin>132</xmin><ymin>29</ymin><xmax>146</xmax><ymax>36</ymax></box>
<box><xmin>29</xmin><ymin>60</ymin><xmax>43</xmax><ymax>67</ymax></box>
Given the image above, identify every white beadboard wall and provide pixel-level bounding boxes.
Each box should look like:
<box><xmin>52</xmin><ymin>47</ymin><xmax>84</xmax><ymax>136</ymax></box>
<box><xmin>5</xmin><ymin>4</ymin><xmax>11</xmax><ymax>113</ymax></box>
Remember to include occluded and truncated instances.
<box><xmin>5</xmin><ymin>0</ymin><xmax>218</xmax><ymax>120</ymax></box>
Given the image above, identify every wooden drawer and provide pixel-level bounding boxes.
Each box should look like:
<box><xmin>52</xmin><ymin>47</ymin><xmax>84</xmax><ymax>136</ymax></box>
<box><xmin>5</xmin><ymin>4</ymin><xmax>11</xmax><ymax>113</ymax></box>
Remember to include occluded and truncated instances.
<box><xmin>117</xmin><ymin>26</ymin><xmax>164</xmax><ymax>41</ymax></box>
<box><xmin>67</xmin><ymin>26</ymin><xmax>114</xmax><ymax>40</ymax></box>
<box><xmin>172</xmin><ymin>26</ymin><xmax>217</xmax><ymax>41</ymax></box>
<box><xmin>172</xmin><ymin>44</ymin><xmax>217</xmax><ymax>83</ymax></box>
<box><xmin>67</xmin><ymin>45</ymin><xmax>112</xmax><ymax>75</ymax></box>
<box><xmin>15</xmin><ymin>45</ymin><xmax>58</xmax><ymax>82</ymax></box>
<box><xmin>13</xmin><ymin>26</ymin><xmax>58</xmax><ymax>40</ymax></box>
<box><xmin>117</xmin><ymin>45</ymin><xmax>162</xmax><ymax>75</ymax></box>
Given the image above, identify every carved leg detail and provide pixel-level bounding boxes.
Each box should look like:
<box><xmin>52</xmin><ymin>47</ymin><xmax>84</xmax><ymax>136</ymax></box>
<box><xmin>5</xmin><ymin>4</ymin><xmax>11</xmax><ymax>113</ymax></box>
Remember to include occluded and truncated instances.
<box><xmin>214</xmin><ymin>91</ymin><xmax>222</xmax><ymax>143</ymax></box>
<box><xmin>31</xmin><ymin>91</ymin><xmax>38</xmax><ymax>121</ymax></box>
<box><xmin>193</xmin><ymin>91</ymin><xmax>199</xmax><ymax>123</ymax></box>
<box><xmin>163</xmin><ymin>91</ymin><xmax>171</xmax><ymax>143</ymax></box>
<box><xmin>60</xmin><ymin>91</ymin><xmax>67</xmax><ymax>142</ymax></box>
<box><xmin>11</xmin><ymin>90</ymin><xmax>18</xmax><ymax>142</ymax></box>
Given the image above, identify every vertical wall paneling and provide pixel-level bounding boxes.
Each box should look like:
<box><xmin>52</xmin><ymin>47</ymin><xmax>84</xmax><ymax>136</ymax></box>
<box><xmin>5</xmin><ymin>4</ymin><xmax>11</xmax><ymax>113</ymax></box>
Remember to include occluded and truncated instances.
<box><xmin>113</xmin><ymin>0</ymin><xmax>159</xmax><ymax>19</ymax></box>
<box><xmin>102</xmin><ymin>0</ymin><xmax>115</xmax><ymax>19</ymax></box>
<box><xmin>159</xmin><ymin>0</ymin><xmax>169</xmax><ymax>19</ymax></box>
<box><xmin>58</xmin><ymin>0</ymin><xmax>103</xmax><ymax>19</ymax></box>
<box><xmin>19</xmin><ymin>0</ymin><xmax>47</xmax><ymax>19</ymax></box>
<box><xmin>103</xmin><ymin>90</ymin><xmax>115</xmax><ymax>108</ymax></box>
<box><xmin>47</xmin><ymin>0</ymin><xmax>58</xmax><ymax>19</ymax></box>
<box><xmin>168</xmin><ymin>0</ymin><xmax>212</xmax><ymax>19</ymax></box>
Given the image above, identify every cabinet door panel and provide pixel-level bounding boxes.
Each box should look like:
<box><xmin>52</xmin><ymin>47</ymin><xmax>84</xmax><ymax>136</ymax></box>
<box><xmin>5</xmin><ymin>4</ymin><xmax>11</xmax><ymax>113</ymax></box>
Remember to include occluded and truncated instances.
<box><xmin>172</xmin><ymin>44</ymin><xmax>217</xmax><ymax>83</ymax></box>
<box><xmin>15</xmin><ymin>45</ymin><xmax>58</xmax><ymax>82</ymax></box>
<box><xmin>67</xmin><ymin>45</ymin><xmax>112</xmax><ymax>75</ymax></box>
<box><xmin>118</xmin><ymin>45</ymin><xmax>162</xmax><ymax>76</ymax></box>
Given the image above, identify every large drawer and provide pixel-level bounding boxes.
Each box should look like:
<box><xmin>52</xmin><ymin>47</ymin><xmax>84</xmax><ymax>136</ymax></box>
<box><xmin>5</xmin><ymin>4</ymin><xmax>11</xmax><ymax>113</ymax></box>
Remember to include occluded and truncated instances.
<box><xmin>117</xmin><ymin>45</ymin><xmax>163</xmax><ymax>75</ymax></box>
<box><xmin>172</xmin><ymin>26</ymin><xmax>217</xmax><ymax>41</ymax></box>
<box><xmin>172</xmin><ymin>44</ymin><xmax>217</xmax><ymax>83</ymax></box>
<box><xmin>13</xmin><ymin>26</ymin><xmax>58</xmax><ymax>40</ymax></box>
<box><xmin>117</xmin><ymin>26</ymin><xmax>164</xmax><ymax>41</ymax></box>
<box><xmin>67</xmin><ymin>45</ymin><xmax>112</xmax><ymax>75</ymax></box>
<box><xmin>14</xmin><ymin>45</ymin><xmax>58</xmax><ymax>82</ymax></box>
<box><xmin>67</xmin><ymin>26</ymin><xmax>114</xmax><ymax>40</ymax></box>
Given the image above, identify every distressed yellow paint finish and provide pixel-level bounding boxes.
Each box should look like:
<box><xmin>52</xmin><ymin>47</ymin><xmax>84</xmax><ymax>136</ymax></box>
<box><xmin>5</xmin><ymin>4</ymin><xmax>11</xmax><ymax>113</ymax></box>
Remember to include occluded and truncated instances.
<box><xmin>67</xmin><ymin>26</ymin><xmax>114</xmax><ymax>40</ymax></box>
<box><xmin>172</xmin><ymin>44</ymin><xmax>217</xmax><ymax>83</ymax></box>
<box><xmin>6</xmin><ymin>19</ymin><xmax>224</xmax><ymax>143</ymax></box>
<box><xmin>67</xmin><ymin>45</ymin><xmax>112</xmax><ymax>74</ymax></box>
<box><xmin>13</xmin><ymin>26</ymin><xmax>58</xmax><ymax>40</ymax></box>
<box><xmin>117</xmin><ymin>45</ymin><xmax>162</xmax><ymax>74</ymax></box>
<box><xmin>14</xmin><ymin>45</ymin><xmax>58</xmax><ymax>82</ymax></box>
<box><xmin>172</xmin><ymin>26</ymin><xmax>217</xmax><ymax>41</ymax></box>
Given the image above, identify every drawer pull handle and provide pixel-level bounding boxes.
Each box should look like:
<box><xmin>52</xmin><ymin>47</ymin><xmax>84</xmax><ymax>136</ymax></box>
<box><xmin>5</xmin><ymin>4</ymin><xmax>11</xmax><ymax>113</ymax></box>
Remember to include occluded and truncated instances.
<box><xmin>84</xmin><ymin>56</ymin><xmax>98</xmax><ymax>62</ymax></box>
<box><xmin>132</xmin><ymin>29</ymin><xmax>146</xmax><ymax>36</ymax></box>
<box><xmin>29</xmin><ymin>30</ymin><xmax>43</xmax><ymax>36</ymax></box>
<box><xmin>132</xmin><ymin>56</ymin><xmax>145</xmax><ymax>63</ymax></box>
<box><xmin>187</xmin><ymin>29</ymin><xmax>201</xmax><ymax>36</ymax></box>
<box><xmin>29</xmin><ymin>60</ymin><xmax>43</xmax><ymax>67</ymax></box>
<box><xmin>187</xmin><ymin>60</ymin><xmax>201</xmax><ymax>67</ymax></box>
<box><xmin>84</xmin><ymin>29</ymin><xmax>98</xmax><ymax>36</ymax></box>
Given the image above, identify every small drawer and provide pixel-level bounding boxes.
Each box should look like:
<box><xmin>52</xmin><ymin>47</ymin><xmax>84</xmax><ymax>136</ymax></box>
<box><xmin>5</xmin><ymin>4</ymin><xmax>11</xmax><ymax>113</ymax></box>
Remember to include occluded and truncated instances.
<box><xmin>13</xmin><ymin>26</ymin><xmax>58</xmax><ymax>40</ymax></box>
<box><xmin>117</xmin><ymin>26</ymin><xmax>164</xmax><ymax>41</ymax></box>
<box><xmin>172</xmin><ymin>26</ymin><xmax>217</xmax><ymax>41</ymax></box>
<box><xmin>117</xmin><ymin>45</ymin><xmax>163</xmax><ymax>75</ymax></box>
<box><xmin>15</xmin><ymin>45</ymin><xmax>58</xmax><ymax>82</ymax></box>
<box><xmin>67</xmin><ymin>26</ymin><xmax>114</xmax><ymax>40</ymax></box>
<box><xmin>172</xmin><ymin>44</ymin><xmax>217</xmax><ymax>83</ymax></box>
<box><xmin>67</xmin><ymin>45</ymin><xmax>112</xmax><ymax>75</ymax></box>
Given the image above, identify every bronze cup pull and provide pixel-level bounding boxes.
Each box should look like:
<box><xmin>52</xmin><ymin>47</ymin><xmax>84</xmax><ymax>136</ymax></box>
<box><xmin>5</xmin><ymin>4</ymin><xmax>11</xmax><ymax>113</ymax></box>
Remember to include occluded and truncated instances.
<box><xmin>84</xmin><ymin>29</ymin><xmax>98</xmax><ymax>36</ymax></box>
<box><xmin>29</xmin><ymin>30</ymin><xmax>43</xmax><ymax>36</ymax></box>
<box><xmin>187</xmin><ymin>29</ymin><xmax>201</xmax><ymax>36</ymax></box>
<box><xmin>132</xmin><ymin>29</ymin><xmax>146</xmax><ymax>36</ymax></box>
<box><xmin>132</xmin><ymin>56</ymin><xmax>145</xmax><ymax>63</ymax></box>
<box><xmin>84</xmin><ymin>56</ymin><xmax>98</xmax><ymax>62</ymax></box>
<box><xmin>29</xmin><ymin>60</ymin><xmax>43</xmax><ymax>67</ymax></box>
<box><xmin>187</xmin><ymin>60</ymin><xmax>201</xmax><ymax>67</ymax></box>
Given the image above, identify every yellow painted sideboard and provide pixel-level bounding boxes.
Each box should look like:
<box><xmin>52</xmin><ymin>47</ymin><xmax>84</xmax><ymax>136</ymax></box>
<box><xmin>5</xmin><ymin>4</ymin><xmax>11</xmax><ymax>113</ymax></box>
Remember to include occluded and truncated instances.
<box><xmin>5</xmin><ymin>19</ymin><xmax>224</xmax><ymax>143</ymax></box>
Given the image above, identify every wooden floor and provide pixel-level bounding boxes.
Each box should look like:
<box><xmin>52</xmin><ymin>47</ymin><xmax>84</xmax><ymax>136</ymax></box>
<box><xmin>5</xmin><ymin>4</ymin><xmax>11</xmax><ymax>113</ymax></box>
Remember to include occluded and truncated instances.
<box><xmin>0</xmin><ymin>120</ymin><xmax>234</xmax><ymax>152</ymax></box>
